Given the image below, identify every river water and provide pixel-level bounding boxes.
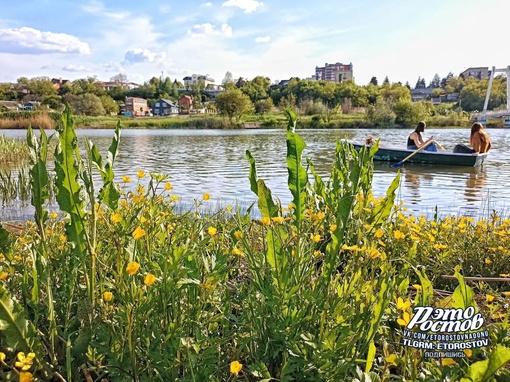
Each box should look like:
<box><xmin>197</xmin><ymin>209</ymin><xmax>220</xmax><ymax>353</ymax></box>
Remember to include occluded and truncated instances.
<box><xmin>2</xmin><ymin>127</ymin><xmax>510</xmax><ymax>220</ymax></box>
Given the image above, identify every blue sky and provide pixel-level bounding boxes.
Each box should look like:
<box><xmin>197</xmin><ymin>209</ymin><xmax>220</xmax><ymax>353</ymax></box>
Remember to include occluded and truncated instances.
<box><xmin>0</xmin><ymin>0</ymin><xmax>508</xmax><ymax>87</ymax></box>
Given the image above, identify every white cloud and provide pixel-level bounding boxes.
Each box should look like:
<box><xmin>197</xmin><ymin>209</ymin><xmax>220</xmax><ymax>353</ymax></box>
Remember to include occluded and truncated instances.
<box><xmin>222</xmin><ymin>0</ymin><xmax>263</xmax><ymax>13</ymax></box>
<box><xmin>62</xmin><ymin>64</ymin><xmax>89</xmax><ymax>72</ymax></box>
<box><xmin>124</xmin><ymin>48</ymin><xmax>167</xmax><ymax>64</ymax></box>
<box><xmin>201</xmin><ymin>2</ymin><xmax>213</xmax><ymax>7</ymax></box>
<box><xmin>188</xmin><ymin>23</ymin><xmax>233</xmax><ymax>38</ymax></box>
<box><xmin>254</xmin><ymin>36</ymin><xmax>271</xmax><ymax>43</ymax></box>
<box><xmin>0</xmin><ymin>27</ymin><xmax>91</xmax><ymax>54</ymax></box>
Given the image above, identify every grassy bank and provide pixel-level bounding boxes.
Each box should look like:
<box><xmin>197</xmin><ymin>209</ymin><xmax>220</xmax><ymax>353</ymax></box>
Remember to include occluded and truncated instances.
<box><xmin>0</xmin><ymin>108</ymin><xmax>509</xmax><ymax>381</ymax></box>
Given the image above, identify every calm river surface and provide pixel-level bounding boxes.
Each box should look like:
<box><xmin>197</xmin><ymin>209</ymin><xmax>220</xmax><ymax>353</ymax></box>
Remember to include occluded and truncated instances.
<box><xmin>2</xmin><ymin>127</ymin><xmax>510</xmax><ymax>220</ymax></box>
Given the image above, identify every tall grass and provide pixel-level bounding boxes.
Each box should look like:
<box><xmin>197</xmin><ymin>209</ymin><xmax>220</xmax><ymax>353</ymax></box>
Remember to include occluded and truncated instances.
<box><xmin>0</xmin><ymin>135</ymin><xmax>30</xmax><ymax>163</ymax></box>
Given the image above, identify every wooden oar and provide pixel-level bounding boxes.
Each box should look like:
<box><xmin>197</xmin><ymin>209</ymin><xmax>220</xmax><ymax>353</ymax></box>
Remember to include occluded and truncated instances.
<box><xmin>434</xmin><ymin>140</ymin><xmax>446</xmax><ymax>151</ymax></box>
<box><xmin>391</xmin><ymin>138</ymin><xmax>435</xmax><ymax>168</ymax></box>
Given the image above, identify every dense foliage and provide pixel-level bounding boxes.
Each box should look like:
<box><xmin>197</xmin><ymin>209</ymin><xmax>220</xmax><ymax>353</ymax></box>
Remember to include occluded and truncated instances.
<box><xmin>0</xmin><ymin>108</ymin><xmax>509</xmax><ymax>381</ymax></box>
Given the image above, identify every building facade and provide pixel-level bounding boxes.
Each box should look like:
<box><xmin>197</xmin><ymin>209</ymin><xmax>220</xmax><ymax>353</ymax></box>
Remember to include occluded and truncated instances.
<box><xmin>315</xmin><ymin>62</ymin><xmax>354</xmax><ymax>83</ymax></box>
<box><xmin>125</xmin><ymin>97</ymin><xmax>149</xmax><ymax>116</ymax></box>
<box><xmin>460</xmin><ymin>67</ymin><xmax>490</xmax><ymax>80</ymax></box>
<box><xmin>153</xmin><ymin>99</ymin><xmax>179</xmax><ymax>116</ymax></box>
<box><xmin>182</xmin><ymin>74</ymin><xmax>215</xmax><ymax>88</ymax></box>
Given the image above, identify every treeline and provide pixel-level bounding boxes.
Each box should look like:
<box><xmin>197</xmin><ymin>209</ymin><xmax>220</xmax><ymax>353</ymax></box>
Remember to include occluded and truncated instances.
<box><xmin>0</xmin><ymin>72</ymin><xmax>507</xmax><ymax>127</ymax></box>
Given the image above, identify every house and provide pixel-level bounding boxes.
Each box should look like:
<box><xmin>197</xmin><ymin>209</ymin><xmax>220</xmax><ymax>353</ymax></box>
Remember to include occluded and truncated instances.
<box><xmin>23</xmin><ymin>101</ymin><xmax>42</xmax><ymax>111</ymax></box>
<box><xmin>182</xmin><ymin>74</ymin><xmax>215</xmax><ymax>88</ymax></box>
<box><xmin>0</xmin><ymin>101</ymin><xmax>22</xmax><ymax>111</ymax></box>
<box><xmin>51</xmin><ymin>78</ymin><xmax>72</xmax><ymax>90</ymax></box>
<box><xmin>178</xmin><ymin>95</ymin><xmax>193</xmax><ymax>114</ymax></box>
<box><xmin>124</xmin><ymin>97</ymin><xmax>149</xmax><ymax>116</ymax></box>
<box><xmin>460</xmin><ymin>67</ymin><xmax>490</xmax><ymax>80</ymax></box>
<box><xmin>153</xmin><ymin>99</ymin><xmax>179</xmax><ymax>116</ymax></box>
<box><xmin>100</xmin><ymin>81</ymin><xmax>139</xmax><ymax>91</ymax></box>
<box><xmin>410</xmin><ymin>87</ymin><xmax>434</xmax><ymax>102</ymax></box>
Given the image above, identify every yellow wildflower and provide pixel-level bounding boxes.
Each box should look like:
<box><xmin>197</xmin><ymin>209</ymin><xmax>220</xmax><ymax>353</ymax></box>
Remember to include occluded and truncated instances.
<box><xmin>434</xmin><ymin>243</ymin><xmax>448</xmax><ymax>250</ymax></box>
<box><xmin>0</xmin><ymin>272</ymin><xmax>8</xmax><ymax>280</ymax></box>
<box><xmin>486</xmin><ymin>294</ymin><xmax>495</xmax><ymax>302</ymax></box>
<box><xmin>329</xmin><ymin>224</ymin><xmax>337</xmax><ymax>232</ymax></box>
<box><xmin>121</xmin><ymin>176</ymin><xmax>131</xmax><ymax>183</ymax></box>
<box><xmin>271</xmin><ymin>217</ymin><xmax>285</xmax><ymax>224</ymax></box>
<box><xmin>464</xmin><ymin>349</ymin><xmax>473</xmax><ymax>358</ymax></box>
<box><xmin>313</xmin><ymin>250</ymin><xmax>323</xmax><ymax>257</ymax></box>
<box><xmin>0</xmin><ymin>352</ymin><xmax>5</xmax><ymax>362</ymax></box>
<box><xmin>144</xmin><ymin>273</ymin><xmax>157</xmax><ymax>286</ymax></box>
<box><xmin>369</xmin><ymin>248</ymin><xmax>380</xmax><ymax>259</ymax></box>
<box><xmin>120</xmin><ymin>200</ymin><xmax>128</xmax><ymax>207</ymax></box>
<box><xmin>314</xmin><ymin>211</ymin><xmax>326</xmax><ymax>221</ymax></box>
<box><xmin>60</xmin><ymin>235</ymin><xmax>67</xmax><ymax>244</ymax></box>
<box><xmin>397</xmin><ymin>297</ymin><xmax>411</xmax><ymax>311</ymax></box>
<box><xmin>230</xmin><ymin>360</ymin><xmax>243</xmax><ymax>375</ymax></box>
<box><xmin>412</xmin><ymin>284</ymin><xmax>422</xmax><ymax>291</ymax></box>
<box><xmin>50</xmin><ymin>212</ymin><xmax>58</xmax><ymax>219</ymax></box>
<box><xmin>375</xmin><ymin>228</ymin><xmax>384</xmax><ymax>238</ymax></box>
<box><xmin>18</xmin><ymin>237</ymin><xmax>27</xmax><ymax>244</ymax></box>
<box><xmin>208</xmin><ymin>226</ymin><xmax>217</xmax><ymax>236</ymax></box>
<box><xmin>19</xmin><ymin>372</ymin><xmax>34</xmax><ymax>382</ymax></box>
<box><xmin>500</xmin><ymin>273</ymin><xmax>510</xmax><ymax>278</ymax></box>
<box><xmin>485</xmin><ymin>258</ymin><xmax>492</xmax><ymax>264</ymax></box>
<box><xmin>397</xmin><ymin>312</ymin><xmax>411</xmax><ymax>326</ymax></box>
<box><xmin>441</xmin><ymin>358</ymin><xmax>457</xmax><ymax>366</ymax></box>
<box><xmin>126</xmin><ymin>261</ymin><xmax>140</xmax><ymax>275</ymax></box>
<box><xmin>137</xmin><ymin>170</ymin><xmax>146</xmax><ymax>178</ymax></box>
<box><xmin>103</xmin><ymin>292</ymin><xmax>113</xmax><ymax>302</ymax></box>
<box><xmin>140</xmin><ymin>216</ymin><xmax>147</xmax><ymax>224</ymax></box>
<box><xmin>260</xmin><ymin>217</ymin><xmax>271</xmax><ymax>226</ymax></box>
<box><xmin>311</xmin><ymin>234</ymin><xmax>321</xmax><ymax>243</ymax></box>
<box><xmin>15</xmin><ymin>352</ymin><xmax>35</xmax><ymax>371</ymax></box>
<box><xmin>111</xmin><ymin>213</ymin><xmax>122</xmax><ymax>224</ymax></box>
<box><xmin>169</xmin><ymin>195</ymin><xmax>180</xmax><ymax>202</ymax></box>
<box><xmin>234</xmin><ymin>230</ymin><xmax>243</xmax><ymax>240</ymax></box>
<box><xmin>165</xmin><ymin>182</ymin><xmax>173</xmax><ymax>190</ymax></box>
<box><xmin>232</xmin><ymin>247</ymin><xmax>244</xmax><ymax>256</ymax></box>
<box><xmin>393</xmin><ymin>230</ymin><xmax>405</xmax><ymax>240</ymax></box>
<box><xmin>132</xmin><ymin>226</ymin><xmax>146</xmax><ymax>240</ymax></box>
<box><xmin>203</xmin><ymin>193</ymin><xmax>210</xmax><ymax>201</ymax></box>
<box><xmin>226</xmin><ymin>205</ymin><xmax>233</xmax><ymax>212</ymax></box>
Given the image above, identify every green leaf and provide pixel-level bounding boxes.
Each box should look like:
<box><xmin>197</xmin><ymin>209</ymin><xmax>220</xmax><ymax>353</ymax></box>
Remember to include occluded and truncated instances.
<box><xmin>365</xmin><ymin>341</ymin><xmax>376</xmax><ymax>372</ymax></box>
<box><xmin>414</xmin><ymin>267</ymin><xmax>434</xmax><ymax>306</ymax></box>
<box><xmin>0</xmin><ymin>285</ymin><xmax>44</xmax><ymax>358</ymax></box>
<box><xmin>452</xmin><ymin>267</ymin><xmax>475</xmax><ymax>309</ymax></box>
<box><xmin>54</xmin><ymin>105</ymin><xmax>87</xmax><ymax>262</ymax></box>
<box><xmin>246</xmin><ymin>150</ymin><xmax>259</xmax><ymax>195</ymax></box>
<box><xmin>27</xmin><ymin>126</ymin><xmax>50</xmax><ymax>225</ymax></box>
<box><xmin>462</xmin><ymin>345</ymin><xmax>510</xmax><ymax>382</ymax></box>
<box><xmin>286</xmin><ymin>129</ymin><xmax>308</xmax><ymax>227</ymax></box>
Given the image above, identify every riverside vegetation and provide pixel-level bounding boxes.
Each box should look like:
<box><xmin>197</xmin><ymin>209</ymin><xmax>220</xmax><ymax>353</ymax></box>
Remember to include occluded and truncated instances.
<box><xmin>0</xmin><ymin>107</ymin><xmax>509</xmax><ymax>381</ymax></box>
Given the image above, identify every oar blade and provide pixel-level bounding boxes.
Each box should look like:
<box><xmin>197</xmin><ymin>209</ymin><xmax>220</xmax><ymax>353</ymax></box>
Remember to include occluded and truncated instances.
<box><xmin>391</xmin><ymin>161</ymin><xmax>404</xmax><ymax>168</ymax></box>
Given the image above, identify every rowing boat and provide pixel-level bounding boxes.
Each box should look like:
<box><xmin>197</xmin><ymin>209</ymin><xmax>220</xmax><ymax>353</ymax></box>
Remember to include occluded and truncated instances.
<box><xmin>349</xmin><ymin>141</ymin><xmax>488</xmax><ymax>167</ymax></box>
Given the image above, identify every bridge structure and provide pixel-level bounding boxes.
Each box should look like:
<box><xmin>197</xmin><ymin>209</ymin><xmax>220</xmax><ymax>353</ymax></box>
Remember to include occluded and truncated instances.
<box><xmin>470</xmin><ymin>65</ymin><xmax>510</xmax><ymax>127</ymax></box>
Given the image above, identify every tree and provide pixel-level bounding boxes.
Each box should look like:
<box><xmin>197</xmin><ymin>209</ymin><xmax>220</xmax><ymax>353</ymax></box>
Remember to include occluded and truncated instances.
<box><xmin>429</xmin><ymin>73</ymin><xmax>441</xmax><ymax>88</ymax></box>
<box><xmin>383</xmin><ymin>76</ymin><xmax>390</xmax><ymax>85</ymax></box>
<box><xmin>369</xmin><ymin>77</ymin><xmax>378</xmax><ymax>86</ymax></box>
<box><xmin>64</xmin><ymin>93</ymin><xmax>105</xmax><ymax>116</ymax></box>
<box><xmin>100</xmin><ymin>95</ymin><xmax>119</xmax><ymax>115</ymax></box>
<box><xmin>110</xmin><ymin>73</ymin><xmax>128</xmax><ymax>83</ymax></box>
<box><xmin>393</xmin><ymin>99</ymin><xmax>429</xmax><ymax>126</ymax></box>
<box><xmin>241</xmin><ymin>76</ymin><xmax>271</xmax><ymax>103</ymax></box>
<box><xmin>41</xmin><ymin>94</ymin><xmax>63</xmax><ymax>110</ymax></box>
<box><xmin>222</xmin><ymin>71</ymin><xmax>235</xmax><ymax>90</ymax></box>
<box><xmin>366</xmin><ymin>97</ymin><xmax>395</xmax><ymax>127</ymax></box>
<box><xmin>254</xmin><ymin>98</ymin><xmax>274</xmax><ymax>114</ymax></box>
<box><xmin>415</xmin><ymin>77</ymin><xmax>426</xmax><ymax>89</ymax></box>
<box><xmin>215</xmin><ymin>88</ymin><xmax>253</xmax><ymax>125</ymax></box>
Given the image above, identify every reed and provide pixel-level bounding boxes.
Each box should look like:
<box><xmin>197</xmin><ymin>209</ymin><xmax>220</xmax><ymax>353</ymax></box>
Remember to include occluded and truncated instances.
<box><xmin>0</xmin><ymin>134</ymin><xmax>30</xmax><ymax>163</ymax></box>
<box><xmin>0</xmin><ymin>113</ymin><xmax>55</xmax><ymax>130</ymax></box>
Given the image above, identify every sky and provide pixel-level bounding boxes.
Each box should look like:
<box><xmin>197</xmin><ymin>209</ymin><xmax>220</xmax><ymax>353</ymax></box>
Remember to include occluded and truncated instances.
<box><xmin>0</xmin><ymin>0</ymin><xmax>508</xmax><ymax>87</ymax></box>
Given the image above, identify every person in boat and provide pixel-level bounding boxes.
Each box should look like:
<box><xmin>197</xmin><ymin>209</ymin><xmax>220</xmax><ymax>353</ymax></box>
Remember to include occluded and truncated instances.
<box><xmin>470</xmin><ymin>122</ymin><xmax>492</xmax><ymax>153</ymax></box>
<box><xmin>453</xmin><ymin>122</ymin><xmax>492</xmax><ymax>154</ymax></box>
<box><xmin>407</xmin><ymin>121</ymin><xmax>437</xmax><ymax>152</ymax></box>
